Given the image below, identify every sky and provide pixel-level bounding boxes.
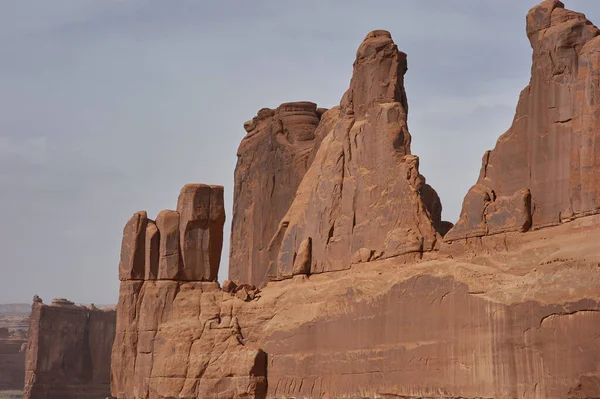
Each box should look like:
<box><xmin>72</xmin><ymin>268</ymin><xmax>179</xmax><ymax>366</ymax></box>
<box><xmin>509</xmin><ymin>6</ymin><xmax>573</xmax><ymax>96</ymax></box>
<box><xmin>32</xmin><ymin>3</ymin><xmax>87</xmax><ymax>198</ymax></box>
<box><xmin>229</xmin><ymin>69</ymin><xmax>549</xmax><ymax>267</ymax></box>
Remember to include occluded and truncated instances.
<box><xmin>1</xmin><ymin>1</ymin><xmax>599</xmax><ymax>305</ymax></box>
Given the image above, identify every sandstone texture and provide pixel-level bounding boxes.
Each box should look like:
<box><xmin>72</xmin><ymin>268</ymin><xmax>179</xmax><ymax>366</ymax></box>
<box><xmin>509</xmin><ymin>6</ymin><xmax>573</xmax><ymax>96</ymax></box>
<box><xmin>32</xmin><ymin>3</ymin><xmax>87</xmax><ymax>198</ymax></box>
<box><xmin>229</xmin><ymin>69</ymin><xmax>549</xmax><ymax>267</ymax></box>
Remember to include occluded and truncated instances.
<box><xmin>229</xmin><ymin>102</ymin><xmax>335</xmax><ymax>287</ymax></box>
<box><xmin>114</xmin><ymin>215</ymin><xmax>600</xmax><ymax>399</ymax></box>
<box><xmin>0</xmin><ymin>305</ymin><xmax>29</xmax><ymax>392</ymax></box>
<box><xmin>111</xmin><ymin>2</ymin><xmax>600</xmax><ymax>398</ymax></box>
<box><xmin>446</xmin><ymin>0</ymin><xmax>600</xmax><ymax>242</ymax></box>
<box><xmin>119</xmin><ymin>184</ymin><xmax>225</xmax><ymax>283</ymax></box>
<box><xmin>23</xmin><ymin>298</ymin><xmax>115</xmax><ymax>399</ymax></box>
<box><xmin>266</xmin><ymin>30</ymin><xmax>447</xmax><ymax>281</ymax></box>
<box><xmin>112</xmin><ymin>184</ymin><xmax>269</xmax><ymax>398</ymax></box>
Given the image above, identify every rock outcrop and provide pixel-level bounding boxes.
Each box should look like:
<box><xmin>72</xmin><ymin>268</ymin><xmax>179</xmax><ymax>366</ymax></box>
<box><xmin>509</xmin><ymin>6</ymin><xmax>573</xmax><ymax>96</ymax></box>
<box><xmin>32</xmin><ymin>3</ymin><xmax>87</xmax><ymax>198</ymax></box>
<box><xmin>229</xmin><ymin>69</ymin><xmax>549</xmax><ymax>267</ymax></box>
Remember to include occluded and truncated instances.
<box><xmin>229</xmin><ymin>102</ymin><xmax>337</xmax><ymax>287</ymax></box>
<box><xmin>111</xmin><ymin>184</ymin><xmax>267</xmax><ymax>399</ymax></box>
<box><xmin>23</xmin><ymin>298</ymin><xmax>115</xmax><ymax>399</ymax></box>
<box><xmin>446</xmin><ymin>0</ymin><xmax>600</xmax><ymax>242</ymax></box>
<box><xmin>266</xmin><ymin>30</ymin><xmax>446</xmax><ymax>280</ymax></box>
<box><xmin>119</xmin><ymin>184</ymin><xmax>225</xmax><ymax>282</ymax></box>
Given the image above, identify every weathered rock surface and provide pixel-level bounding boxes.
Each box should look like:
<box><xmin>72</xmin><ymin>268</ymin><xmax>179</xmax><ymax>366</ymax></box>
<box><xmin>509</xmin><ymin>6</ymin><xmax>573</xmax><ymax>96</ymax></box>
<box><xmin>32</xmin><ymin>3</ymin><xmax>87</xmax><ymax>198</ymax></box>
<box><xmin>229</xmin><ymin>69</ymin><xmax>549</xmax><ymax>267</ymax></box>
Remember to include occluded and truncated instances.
<box><xmin>119</xmin><ymin>184</ymin><xmax>225</xmax><ymax>283</ymax></box>
<box><xmin>267</xmin><ymin>30</ymin><xmax>446</xmax><ymax>280</ymax></box>
<box><xmin>111</xmin><ymin>281</ymin><xmax>267</xmax><ymax>399</ymax></box>
<box><xmin>0</xmin><ymin>306</ymin><xmax>29</xmax><ymax>391</ymax></box>
<box><xmin>113</xmin><ymin>184</ymin><xmax>267</xmax><ymax>398</ymax></box>
<box><xmin>229</xmin><ymin>102</ymin><xmax>335</xmax><ymax>287</ymax></box>
<box><xmin>113</xmin><ymin>214</ymin><xmax>600</xmax><ymax>399</ymax></box>
<box><xmin>23</xmin><ymin>298</ymin><xmax>115</xmax><ymax>399</ymax></box>
<box><xmin>446</xmin><ymin>0</ymin><xmax>600</xmax><ymax>242</ymax></box>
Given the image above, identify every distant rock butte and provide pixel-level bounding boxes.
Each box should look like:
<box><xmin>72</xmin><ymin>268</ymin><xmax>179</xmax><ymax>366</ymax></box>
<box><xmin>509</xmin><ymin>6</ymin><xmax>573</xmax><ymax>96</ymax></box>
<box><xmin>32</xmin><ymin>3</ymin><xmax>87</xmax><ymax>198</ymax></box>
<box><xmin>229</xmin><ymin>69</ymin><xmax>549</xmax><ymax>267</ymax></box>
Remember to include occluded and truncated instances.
<box><xmin>445</xmin><ymin>0</ymin><xmax>600</xmax><ymax>243</ymax></box>
<box><xmin>23</xmin><ymin>297</ymin><xmax>115</xmax><ymax>399</ymax></box>
<box><xmin>107</xmin><ymin>1</ymin><xmax>600</xmax><ymax>398</ymax></box>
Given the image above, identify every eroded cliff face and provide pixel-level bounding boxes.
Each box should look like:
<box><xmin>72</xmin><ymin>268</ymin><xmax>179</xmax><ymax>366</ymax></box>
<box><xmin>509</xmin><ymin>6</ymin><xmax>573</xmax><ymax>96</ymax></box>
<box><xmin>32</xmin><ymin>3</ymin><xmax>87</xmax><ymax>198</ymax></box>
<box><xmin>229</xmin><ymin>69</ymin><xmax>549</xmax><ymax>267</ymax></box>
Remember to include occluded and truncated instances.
<box><xmin>266</xmin><ymin>30</ymin><xmax>446</xmax><ymax>281</ymax></box>
<box><xmin>113</xmin><ymin>215</ymin><xmax>600</xmax><ymax>399</ymax></box>
<box><xmin>23</xmin><ymin>298</ymin><xmax>115</xmax><ymax>399</ymax></box>
<box><xmin>446</xmin><ymin>0</ymin><xmax>600</xmax><ymax>242</ymax></box>
<box><xmin>112</xmin><ymin>184</ymin><xmax>267</xmax><ymax>399</ymax></box>
<box><xmin>229</xmin><ymin>102</ymin><xmax>337</xmax><ymax>288</ymax></box>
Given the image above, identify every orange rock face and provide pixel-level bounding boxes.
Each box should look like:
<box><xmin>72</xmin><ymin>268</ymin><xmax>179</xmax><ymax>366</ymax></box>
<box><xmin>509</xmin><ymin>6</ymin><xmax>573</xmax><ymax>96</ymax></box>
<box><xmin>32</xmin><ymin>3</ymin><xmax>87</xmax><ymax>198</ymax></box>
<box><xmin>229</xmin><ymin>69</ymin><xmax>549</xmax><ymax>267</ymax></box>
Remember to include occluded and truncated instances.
<box><xmin>267</xmin><ymin>30</ymin><xmax>447</xmax><ymax>280</ymax></box>
<box><xmin>119</xmin><ymin>184</ymin><xmax>225</xmax><ymax>283</ymax></box>
<box><xmin>229</xmin><ymin>102</ymin><xmax>335</xmax><ymax>287</ymax></box>
<box><xmin>23</xmin><ymin>299</ymin><xmax>115</xmax><ymax>399</ymax></box>
<box><xmin>112</xmin><ymin>184</ymin><xmax>267</xmax><ymax>398</ymax></box>
<box><xmin>446</xmin><ymin>0</ymin><xmax>600</xmax><ymax>242</ymax></box>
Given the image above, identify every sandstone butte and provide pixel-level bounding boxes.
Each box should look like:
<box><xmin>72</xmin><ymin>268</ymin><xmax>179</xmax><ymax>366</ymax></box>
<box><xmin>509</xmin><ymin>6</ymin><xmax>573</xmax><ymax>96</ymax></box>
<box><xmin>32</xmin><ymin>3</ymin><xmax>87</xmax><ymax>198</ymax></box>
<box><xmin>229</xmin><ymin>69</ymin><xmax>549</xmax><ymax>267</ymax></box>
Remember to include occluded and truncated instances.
<box><xmin>23</xmin><ymin>1</ymin><xmax>600</xmax><ymax>398</ymax></box>
<box><xmin>23</xmin><ymin>297</ymin><xmax>115</xmax><ymax>399</ymax></box>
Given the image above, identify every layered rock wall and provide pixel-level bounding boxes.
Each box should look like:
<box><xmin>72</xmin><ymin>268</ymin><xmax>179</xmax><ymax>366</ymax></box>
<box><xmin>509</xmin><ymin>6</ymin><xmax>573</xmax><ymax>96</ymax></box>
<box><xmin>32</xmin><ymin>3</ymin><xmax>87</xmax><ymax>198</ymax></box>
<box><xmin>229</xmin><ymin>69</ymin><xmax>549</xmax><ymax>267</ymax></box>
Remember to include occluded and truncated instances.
<box><xmin>446</xmin><ymin>0</ymin><xmax>600</xmax><ymax>242</ymax></box>
<box><xmin>23</xmin><ymin>298</ymin><xmax>115</xmax><ymax>399</ymax></box>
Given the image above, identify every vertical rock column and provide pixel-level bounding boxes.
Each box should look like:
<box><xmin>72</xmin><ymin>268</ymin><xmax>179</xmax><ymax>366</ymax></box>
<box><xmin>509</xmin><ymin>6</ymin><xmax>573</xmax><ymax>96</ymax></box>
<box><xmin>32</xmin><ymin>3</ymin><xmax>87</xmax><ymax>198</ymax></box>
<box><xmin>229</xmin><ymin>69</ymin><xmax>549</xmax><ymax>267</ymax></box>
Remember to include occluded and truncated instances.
<box><xmin>267</xmin><ymin>30</ymin><xmax>447</xmax><ymax>280</ymax></box>
<box><xmin>229</xmin><ymin>102</ymin><xmax>338</xmax><ymax>288</ymax></box>
<box><xmin>112</xmin><ymin>184</ymin><xmax>242</xmax><ymax>399</ymax></box>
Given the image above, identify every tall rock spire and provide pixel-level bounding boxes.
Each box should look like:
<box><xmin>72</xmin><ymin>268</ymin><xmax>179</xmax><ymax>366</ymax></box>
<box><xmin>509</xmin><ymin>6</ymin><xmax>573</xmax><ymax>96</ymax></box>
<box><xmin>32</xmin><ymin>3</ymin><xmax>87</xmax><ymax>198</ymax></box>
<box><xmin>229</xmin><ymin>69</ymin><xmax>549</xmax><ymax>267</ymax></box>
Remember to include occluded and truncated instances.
<box><xmin>267</xmin><ymin>30</ymin><xmax>446</xmax><ymax>280</ymax></box>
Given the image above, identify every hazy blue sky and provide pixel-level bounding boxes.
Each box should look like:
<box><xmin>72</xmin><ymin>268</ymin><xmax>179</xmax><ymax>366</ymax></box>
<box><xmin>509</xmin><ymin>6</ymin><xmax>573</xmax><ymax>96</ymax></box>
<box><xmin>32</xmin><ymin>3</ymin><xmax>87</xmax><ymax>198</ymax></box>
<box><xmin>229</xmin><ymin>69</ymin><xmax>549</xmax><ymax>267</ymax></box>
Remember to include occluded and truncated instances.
<box><xmin>1</xmin><ymin>1</ymin><xmax>599</xmax><ymax>304</ymax></box>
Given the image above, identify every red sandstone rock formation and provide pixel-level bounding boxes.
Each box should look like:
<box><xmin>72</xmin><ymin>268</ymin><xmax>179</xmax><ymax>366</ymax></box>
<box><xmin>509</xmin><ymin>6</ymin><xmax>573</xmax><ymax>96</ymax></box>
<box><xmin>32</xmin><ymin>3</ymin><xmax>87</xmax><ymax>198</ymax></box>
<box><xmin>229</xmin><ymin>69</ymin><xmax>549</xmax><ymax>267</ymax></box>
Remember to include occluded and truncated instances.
<box><xmin>23</xmin><ymin>298</ymin><xmax>115</xmax><ymax>399</ymax></box>
<box><xmin>267</xmin><ymin>30</ymin><xmax>446</xmax><ymax>280</ymax></box>
<box><xmin>110</xmin><ymin>2</ymin><xmax>600</xmax><ymax>398</ymax></box>
<box><xmin>446</xmin><ymin>0</ymin><xmax>600</xmax><ymax>242</ymax></box>
<box><xmin>229</xmin><ymin>102</ymin><xmax>336</xmax><ymax>287</ymax></box>
<box><xmin>112</xmin><ymin>184</ymin><xmax>267</xmax><ymax>399</ymax></box>
<box><xmin>119</xmin><ymin>184</ymin><xmax>225</xmax><ymax>282</ymax></box>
